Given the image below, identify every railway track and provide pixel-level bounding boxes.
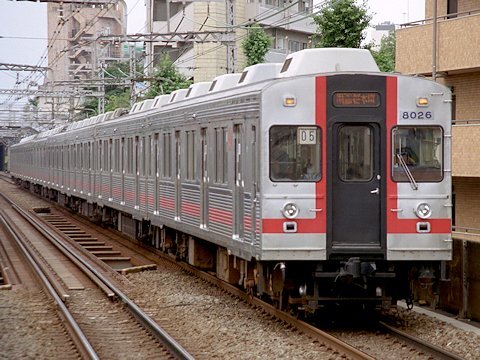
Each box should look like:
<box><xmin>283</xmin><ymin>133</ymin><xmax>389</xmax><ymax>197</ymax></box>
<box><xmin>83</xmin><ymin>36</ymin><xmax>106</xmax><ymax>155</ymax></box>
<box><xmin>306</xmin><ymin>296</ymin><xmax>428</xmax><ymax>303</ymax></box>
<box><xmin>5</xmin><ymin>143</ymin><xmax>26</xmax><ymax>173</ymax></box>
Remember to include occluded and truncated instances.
<box><xmin>378</xmin><ymin>321</ymin><xmax>465</xmax><ymax>360</ymax></box>
<box><xmin>1</xmin><ymin>176</ymin><xmax>474</xmax><ymax>359</ymax></box>
<box><xmin>0</xmin><ymin>206</ymin><xmax>96</xmax><ymax>359</ymax></box>
<box><xmin>0</xmin><ymin>190</ymin><xmax>194</xmax><ymax>360</ymax></box>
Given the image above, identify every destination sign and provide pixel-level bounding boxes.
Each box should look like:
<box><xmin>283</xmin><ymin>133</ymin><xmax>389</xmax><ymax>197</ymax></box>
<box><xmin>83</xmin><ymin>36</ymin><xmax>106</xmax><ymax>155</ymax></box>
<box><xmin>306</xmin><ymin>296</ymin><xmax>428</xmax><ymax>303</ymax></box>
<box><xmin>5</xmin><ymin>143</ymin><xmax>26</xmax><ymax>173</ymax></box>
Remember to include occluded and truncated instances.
<box><xmin>333</xmin><ymin>92</ymin><xmax>380</xmax><ymax>108</ymax></box>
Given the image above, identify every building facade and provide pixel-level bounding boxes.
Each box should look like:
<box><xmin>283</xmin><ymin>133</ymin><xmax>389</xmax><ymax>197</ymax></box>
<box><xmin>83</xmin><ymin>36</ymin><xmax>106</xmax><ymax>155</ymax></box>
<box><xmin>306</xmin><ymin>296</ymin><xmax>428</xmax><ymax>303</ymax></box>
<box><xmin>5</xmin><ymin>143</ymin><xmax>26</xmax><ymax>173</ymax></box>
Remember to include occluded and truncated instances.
<box><xmin>396</xmin><ymin>0</ymin><xmax>480</xmax><ymax>319</ymax></box>
<box><xmin>145</xmin><ymin>0</ymin><xmax>315</xmax><ymax>82</ymax></box>
<box><xmin>39</xmin><ymin>1</ymin><xmax>127</xmax><ymax>122</ymax></box>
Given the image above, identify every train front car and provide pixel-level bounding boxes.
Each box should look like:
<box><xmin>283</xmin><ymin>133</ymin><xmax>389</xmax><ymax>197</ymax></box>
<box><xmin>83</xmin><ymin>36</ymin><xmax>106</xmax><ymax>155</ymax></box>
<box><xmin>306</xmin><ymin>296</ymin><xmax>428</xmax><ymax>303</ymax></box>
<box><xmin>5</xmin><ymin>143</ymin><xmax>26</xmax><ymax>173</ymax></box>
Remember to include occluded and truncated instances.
<box><xmin>258</xmin><ymin>49</ymin><xmax>452</xmax><ymax>315</ymax></box>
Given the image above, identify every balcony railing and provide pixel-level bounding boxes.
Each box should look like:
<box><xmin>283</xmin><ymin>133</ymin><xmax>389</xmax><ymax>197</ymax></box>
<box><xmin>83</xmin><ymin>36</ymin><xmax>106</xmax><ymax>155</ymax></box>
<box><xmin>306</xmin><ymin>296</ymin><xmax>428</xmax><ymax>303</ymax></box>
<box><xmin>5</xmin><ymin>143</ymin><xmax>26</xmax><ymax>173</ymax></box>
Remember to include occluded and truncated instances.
<box><xmin>396</xmin><ymin>10</ymin><xmax>480</xmax><ymax>75</ymax></box>
<box><xmin>399</xmin><ymin>8</ymin><xmax>480</xmax><ymax>28</ymax></box>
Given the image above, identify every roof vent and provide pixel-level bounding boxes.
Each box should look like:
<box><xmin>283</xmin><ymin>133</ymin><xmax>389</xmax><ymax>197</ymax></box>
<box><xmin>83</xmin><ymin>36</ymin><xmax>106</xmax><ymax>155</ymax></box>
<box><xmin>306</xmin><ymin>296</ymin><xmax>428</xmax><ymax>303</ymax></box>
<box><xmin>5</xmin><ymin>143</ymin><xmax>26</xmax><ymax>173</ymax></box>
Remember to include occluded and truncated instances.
<box><xmin>278</xmin><ymin>48</ymin><xmax>380</xmax><ymax>78</ymax></box>
<box><xmin>169</xmin><ymin>89</ymin><xmax>189</xmax><ymax>103</ymax></box>
<box><xmin>237</xmin><ymin>63</ymin><xmax>282</xmax><ymax>85</ymax></box>
<box><xmin>153</xmin><ymin>94</ymin><xmax>170</xmax><ymax>108</ymax></box>
<box><xmin>209</xmin><ymin>73</ymin><xmax>242</xmax><ymax>92</ymax></box>
<box><xmin>186</xmin><ymin>82</ymin><xmax>212</xmax><ymax>98</ymax></box>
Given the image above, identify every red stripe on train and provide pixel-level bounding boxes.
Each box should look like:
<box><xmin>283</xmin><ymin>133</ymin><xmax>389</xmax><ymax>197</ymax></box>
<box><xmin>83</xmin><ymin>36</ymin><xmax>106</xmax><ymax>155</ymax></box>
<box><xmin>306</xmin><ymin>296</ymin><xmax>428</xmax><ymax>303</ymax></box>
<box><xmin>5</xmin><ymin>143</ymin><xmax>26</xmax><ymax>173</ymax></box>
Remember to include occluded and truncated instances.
<box><xmin>385</xmin><ymin>76</ymin><xmax>450</xmax><ymax>234</ymax></box>
<box><xmin>262</xmin><ymin>76</ymin><xmax>327</xmax><ymax>234</ymax></box>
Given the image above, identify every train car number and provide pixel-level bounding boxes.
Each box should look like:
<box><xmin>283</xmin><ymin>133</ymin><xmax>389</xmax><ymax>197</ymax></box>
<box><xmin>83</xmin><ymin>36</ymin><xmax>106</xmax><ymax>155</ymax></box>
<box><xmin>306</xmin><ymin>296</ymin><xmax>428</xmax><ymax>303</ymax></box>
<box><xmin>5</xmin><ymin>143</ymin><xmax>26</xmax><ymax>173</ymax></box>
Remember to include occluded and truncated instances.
<box><xmin>297</xmin><ymin>127</ymin><xmax>317</xmax><ymax>144</ymax></box>
<box><xmin>400</xmin><ymin>110</ymin><xmax>433</xmax><ymax>120</ymax></box>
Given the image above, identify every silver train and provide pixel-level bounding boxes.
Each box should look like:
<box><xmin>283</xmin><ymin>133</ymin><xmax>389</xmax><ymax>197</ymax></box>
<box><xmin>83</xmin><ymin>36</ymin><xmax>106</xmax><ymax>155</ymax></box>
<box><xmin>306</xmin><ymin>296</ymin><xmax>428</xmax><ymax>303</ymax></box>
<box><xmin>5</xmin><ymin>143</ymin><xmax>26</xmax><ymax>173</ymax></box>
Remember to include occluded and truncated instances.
<box><xmin>10</xmin><ymin>48</ymin><xmax>452</xmax><ymax>314</ymax></box>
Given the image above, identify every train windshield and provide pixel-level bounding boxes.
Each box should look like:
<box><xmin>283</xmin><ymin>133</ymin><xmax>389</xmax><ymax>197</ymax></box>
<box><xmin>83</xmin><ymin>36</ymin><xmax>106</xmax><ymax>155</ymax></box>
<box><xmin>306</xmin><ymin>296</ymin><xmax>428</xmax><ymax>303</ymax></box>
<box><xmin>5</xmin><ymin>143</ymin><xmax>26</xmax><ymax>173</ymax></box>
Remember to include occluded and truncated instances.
<box><xmin>270</xmin><ymin>125</ymin><xmax>321</xmax><ymax>182</ymax></box>
<box><xmin>392</xmin><ymin>126</ymin><xmax>443</xmax><ymax>182</ymax></box>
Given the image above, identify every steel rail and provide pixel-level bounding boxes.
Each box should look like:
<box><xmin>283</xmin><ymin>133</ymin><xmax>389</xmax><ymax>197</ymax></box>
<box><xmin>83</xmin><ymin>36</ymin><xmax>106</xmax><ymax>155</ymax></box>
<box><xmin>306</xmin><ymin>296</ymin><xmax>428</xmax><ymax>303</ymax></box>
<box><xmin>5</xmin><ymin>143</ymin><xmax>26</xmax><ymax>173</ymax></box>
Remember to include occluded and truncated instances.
<box><xmin>173</xmin><ymin>257</ymin><xmax>375</xmax><ymax>360</ymax></box>
<box><xmin>379</xmin><ymin>321</ymin><xmax>465</xmax><ymax>360</ymax></box>
<box><xmin>4</xmin><ymin>198</ymin><xmax>194</xmax><ymax>360</ymax></box>
<box><xmin>0</xmin><ymin>210</ymin><xmax>99</xmax><ymax>360</ymax></box>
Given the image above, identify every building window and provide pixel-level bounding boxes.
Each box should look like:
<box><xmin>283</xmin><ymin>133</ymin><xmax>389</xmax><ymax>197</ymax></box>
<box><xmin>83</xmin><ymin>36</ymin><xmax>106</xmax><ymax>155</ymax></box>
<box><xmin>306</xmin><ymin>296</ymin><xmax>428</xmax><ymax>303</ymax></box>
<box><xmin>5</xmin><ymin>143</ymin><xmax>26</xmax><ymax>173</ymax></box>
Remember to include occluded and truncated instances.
<box><xmin>265</xmin><ymin>0</ymin><xmax>282</xmax><ymax>7</ymax></box>
<box><xmin>276</xmin><ymin>37</ymin><xmax>285</xmax><ymax>50</ymax></box>
<box><xmin>447</xmin><ymin>0</ymin><xmax>458</xmax><ymax>19</ymax></box>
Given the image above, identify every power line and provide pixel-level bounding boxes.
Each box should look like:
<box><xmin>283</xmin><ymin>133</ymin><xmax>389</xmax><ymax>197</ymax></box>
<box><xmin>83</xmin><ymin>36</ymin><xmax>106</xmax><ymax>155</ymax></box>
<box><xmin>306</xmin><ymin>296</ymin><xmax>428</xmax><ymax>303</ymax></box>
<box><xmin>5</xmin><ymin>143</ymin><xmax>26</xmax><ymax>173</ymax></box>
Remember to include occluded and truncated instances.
<box><xmin>0</xmin><ymin>63</ymin><xmax>49</xmax><ymax>72</ymax></box>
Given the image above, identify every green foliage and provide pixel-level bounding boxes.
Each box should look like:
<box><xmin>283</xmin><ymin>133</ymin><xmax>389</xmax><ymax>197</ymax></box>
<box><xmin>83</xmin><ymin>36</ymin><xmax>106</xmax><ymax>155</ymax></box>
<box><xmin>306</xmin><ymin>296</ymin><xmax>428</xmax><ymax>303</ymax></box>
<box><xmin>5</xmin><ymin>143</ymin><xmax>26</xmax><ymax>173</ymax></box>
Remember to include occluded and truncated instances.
<box><xmin>313</xmin><ymin>0</ymin><xmax>371</xmax><ymax>48</ymax></box>
<box><xmin>242</xmin><ymin>25</ymin><xmax>273</xmax><ymax>66</ymax></box>
<box><xmin>77</xmin><ymin>61</ymin><xmax>134</xmax><ymax>118</ymax></box>
<box><xmin>78</xmin><ymin>96</ymin><xmax>99</xmax><ymax>118</ymax></box>
<box><xmin>105</xmin><ymin>89</ymin><xmax>131</xmax><ymax>112</ymax></box>
<box><xmin>144</xmin><ymin>55</ymin><xmax>192</xmax><ymax>98</ymax></box>
<box><xmin>28</xmin><ymin>97</ymin><xmax>39</xmax><ymax>107</ymax></box>
<box><xmin>370</xmin><ymin>31</ymin><xmax>396</xmax><ymax>72</ymax></box>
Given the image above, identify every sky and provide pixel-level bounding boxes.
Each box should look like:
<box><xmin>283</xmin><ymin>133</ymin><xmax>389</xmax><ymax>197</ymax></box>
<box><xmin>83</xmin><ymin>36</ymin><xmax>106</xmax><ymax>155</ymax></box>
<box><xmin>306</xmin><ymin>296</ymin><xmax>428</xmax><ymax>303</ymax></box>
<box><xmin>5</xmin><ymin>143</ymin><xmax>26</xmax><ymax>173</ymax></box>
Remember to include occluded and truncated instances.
<box><xmin>0</xmin><ymin>0</ymin><xmax>425</xmax><ymax>95</ymax></box>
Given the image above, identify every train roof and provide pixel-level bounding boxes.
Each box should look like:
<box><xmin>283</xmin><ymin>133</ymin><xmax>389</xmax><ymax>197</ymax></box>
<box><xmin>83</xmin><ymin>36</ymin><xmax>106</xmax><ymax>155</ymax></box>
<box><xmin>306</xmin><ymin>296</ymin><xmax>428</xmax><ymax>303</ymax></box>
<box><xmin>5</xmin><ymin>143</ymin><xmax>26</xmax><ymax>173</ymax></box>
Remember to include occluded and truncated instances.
<box><xmin>15</xmin><ymin>48</ymin><xmax>447</xmax><ymax>146</ymax></box>
<box><xmin>209</xmin><ymin>73</ymin><xmax>242</xmax><ymax>93</ymax></box>
<box><xmin>185</xmin><ymin>82</ymin><xmax>212</xmax><ymax>99</ymax></box>
<box><xmin>238</xmin><ymin>63</ymin><xmax>283</xmax><ymax>85</ymax></box>
<box><xmin>278</xmin><ymin>48</ymin><xmax>380</xmax><ymax>77</ymax></box>
<box><xmin>152</xmin><ymin>95</ymin><xmax>170</xmax><ymax>109</ymax></box>
<box><xmin>169</xmin><ymin>89</ymin><xmax>189</xmax><ymax>103</ymax></box>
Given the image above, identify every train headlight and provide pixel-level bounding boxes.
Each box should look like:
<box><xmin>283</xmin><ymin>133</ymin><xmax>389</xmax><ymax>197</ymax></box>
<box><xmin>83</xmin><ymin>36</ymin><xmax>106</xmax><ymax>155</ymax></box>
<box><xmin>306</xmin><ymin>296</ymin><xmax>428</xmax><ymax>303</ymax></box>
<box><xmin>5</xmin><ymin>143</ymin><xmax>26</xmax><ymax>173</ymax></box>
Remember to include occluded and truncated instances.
<box><xmin>415</xmin><ymin>203</ymin><xmax>432</xmax><ymax>219</ymax></box>
<box><xmin>282</xmin><ymin>202</ymin><xmax>299</xmax><ymax>219</ymax></box>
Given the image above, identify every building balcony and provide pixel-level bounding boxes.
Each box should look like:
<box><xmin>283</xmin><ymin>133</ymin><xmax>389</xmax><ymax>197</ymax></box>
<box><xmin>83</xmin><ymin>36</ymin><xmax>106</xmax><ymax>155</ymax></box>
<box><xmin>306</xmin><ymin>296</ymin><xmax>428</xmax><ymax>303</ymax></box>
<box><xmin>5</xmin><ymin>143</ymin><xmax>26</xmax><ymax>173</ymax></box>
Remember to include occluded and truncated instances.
<box><xmin>396</xmin><ymin>9</ymin><xmax>480</xmax><ymax>75</ymax></box>
<box><xmin>452</xmin><ymin>122</ymin><xmax>480</xmax><ymax>177</ymax></box>
<box><xmin>245</xmin><ymin>3</ymin><xmax>315</xmax><ymax>34</ymax></box>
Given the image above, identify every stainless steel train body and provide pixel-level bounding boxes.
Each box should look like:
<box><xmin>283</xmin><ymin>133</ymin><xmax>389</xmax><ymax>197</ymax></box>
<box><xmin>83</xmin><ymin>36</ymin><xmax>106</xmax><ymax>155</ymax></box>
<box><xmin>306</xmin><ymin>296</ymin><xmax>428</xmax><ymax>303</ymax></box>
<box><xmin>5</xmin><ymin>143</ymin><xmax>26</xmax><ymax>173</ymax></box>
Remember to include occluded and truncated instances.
<box><xmin>9</xmin><ymin>49</ymin><xmax>452</xmax><ymax>313</ymax></box>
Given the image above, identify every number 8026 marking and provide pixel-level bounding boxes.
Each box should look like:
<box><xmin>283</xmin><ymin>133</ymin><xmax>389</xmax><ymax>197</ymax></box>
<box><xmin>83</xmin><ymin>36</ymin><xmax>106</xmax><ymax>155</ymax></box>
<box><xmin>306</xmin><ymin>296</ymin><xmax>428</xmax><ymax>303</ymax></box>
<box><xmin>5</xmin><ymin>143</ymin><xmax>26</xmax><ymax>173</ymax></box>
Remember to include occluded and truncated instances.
<box><xmin>402</xmin><ymin>111</ymin><xmax>433</xmax><ymax>120</ymax></box>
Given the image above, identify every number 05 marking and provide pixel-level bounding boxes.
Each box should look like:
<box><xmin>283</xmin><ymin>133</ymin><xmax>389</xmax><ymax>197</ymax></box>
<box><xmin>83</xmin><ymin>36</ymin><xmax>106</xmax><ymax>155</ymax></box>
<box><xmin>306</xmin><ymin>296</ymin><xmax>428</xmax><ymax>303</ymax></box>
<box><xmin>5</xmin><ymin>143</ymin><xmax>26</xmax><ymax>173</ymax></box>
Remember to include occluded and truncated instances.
<box><xmin>297</xmin><ymin>127</ymin><xmax>317</xmax><ymax>145</ymax></box>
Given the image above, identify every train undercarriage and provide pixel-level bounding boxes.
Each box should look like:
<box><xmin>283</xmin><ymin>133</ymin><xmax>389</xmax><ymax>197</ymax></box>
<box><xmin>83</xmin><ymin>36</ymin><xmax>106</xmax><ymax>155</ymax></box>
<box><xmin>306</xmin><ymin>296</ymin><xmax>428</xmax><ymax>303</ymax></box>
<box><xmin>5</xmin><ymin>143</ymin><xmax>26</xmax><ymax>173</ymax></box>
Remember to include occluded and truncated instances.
<box><xmin>20</xmin><ymin>180</ymin><xmax>442</xmax><ymax>317</ymax></box>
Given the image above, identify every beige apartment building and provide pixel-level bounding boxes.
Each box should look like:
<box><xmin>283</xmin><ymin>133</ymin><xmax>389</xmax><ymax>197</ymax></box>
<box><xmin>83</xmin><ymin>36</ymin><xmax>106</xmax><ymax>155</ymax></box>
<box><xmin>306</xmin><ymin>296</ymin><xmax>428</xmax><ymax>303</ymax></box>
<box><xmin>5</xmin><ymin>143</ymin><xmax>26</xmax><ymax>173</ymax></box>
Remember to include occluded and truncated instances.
<box><xmin>38</xmin><ymin>1</ymin><xmax>127</xmax><ymax>121</ymax></box>
<box><xmin>145</xmin><ymin>0</ymin><xmax>315</xmax><ymax>82</ymax></box>
<box><xmin>396</xmin><ymin>0</ymin><xmax>480</xmax><ymax>319</ymax></box>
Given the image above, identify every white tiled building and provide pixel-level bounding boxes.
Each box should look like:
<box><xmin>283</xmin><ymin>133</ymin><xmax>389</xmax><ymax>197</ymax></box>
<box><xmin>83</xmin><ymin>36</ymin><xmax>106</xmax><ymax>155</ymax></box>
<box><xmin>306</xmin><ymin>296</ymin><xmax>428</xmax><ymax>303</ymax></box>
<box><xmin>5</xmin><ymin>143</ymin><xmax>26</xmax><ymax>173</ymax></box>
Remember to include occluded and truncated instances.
<box><xmin>145</xmin><ymin>0</ymin><xmax>315</xmax><ymax>82</ymax></box>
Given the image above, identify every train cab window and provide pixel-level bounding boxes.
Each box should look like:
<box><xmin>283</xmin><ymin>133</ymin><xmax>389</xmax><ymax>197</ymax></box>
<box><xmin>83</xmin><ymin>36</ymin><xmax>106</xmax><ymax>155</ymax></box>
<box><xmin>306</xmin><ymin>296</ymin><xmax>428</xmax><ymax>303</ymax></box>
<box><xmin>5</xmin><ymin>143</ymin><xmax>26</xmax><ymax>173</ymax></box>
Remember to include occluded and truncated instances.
<box><xmin>392</xmin><ymin>126</ymin><xmax>443</xmax><ymax>182</ymax></box>
<box><xmin>338</xmin><ymin>126</ymin><xmax>373</xmax><ymax>182</ymax></box>
<box><xmin>269</xmin><ymin>126</ymin><xmax>321</xmax><ymax>182</ymax></box>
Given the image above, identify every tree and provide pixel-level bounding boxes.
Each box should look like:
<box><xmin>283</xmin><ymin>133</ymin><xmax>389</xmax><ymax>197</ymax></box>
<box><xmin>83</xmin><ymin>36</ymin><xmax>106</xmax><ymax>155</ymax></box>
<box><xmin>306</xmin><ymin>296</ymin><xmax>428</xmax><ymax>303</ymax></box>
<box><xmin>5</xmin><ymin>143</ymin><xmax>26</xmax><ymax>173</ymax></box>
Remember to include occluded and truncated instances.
<box><xmin>313</xmin><ymin>0</ymin><xmax>371</xmax><ymax>48</ymax></box>
<box><xmin>242</xmin><ymin>25</ymin><xmax>273</xmax><ymax>66</ymax></box>
<box><xmin>105</xmin><ymin>88</ymin><xmax>131</xmax><ymax>112</ymax></box>
<box><xmin>144</xmin><ymin>55</ymin><xmax>192</xmax><ymax>98</ymax></box>
<box><xmin>370</xmin><ymin>31</ymin><xmax>396</xmax><ymax>72</ymax></box>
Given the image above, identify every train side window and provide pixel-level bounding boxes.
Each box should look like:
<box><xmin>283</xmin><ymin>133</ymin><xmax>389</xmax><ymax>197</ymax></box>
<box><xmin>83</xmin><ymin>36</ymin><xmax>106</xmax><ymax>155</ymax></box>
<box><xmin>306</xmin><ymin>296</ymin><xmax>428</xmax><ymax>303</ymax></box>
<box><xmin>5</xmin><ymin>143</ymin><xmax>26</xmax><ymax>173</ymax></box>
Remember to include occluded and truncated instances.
<box><xmin>392</xmin><ymin>126</ymin><xmax>443</xmax><ymax>182</ymax></box>
<box><xmin>163</xmin><ymin>133</ymin><xmax>171</xmax><ymax>178</ymax></box>
<box><xmin>214</xmin><ymin>127</ymin><xmax>228</xmax><ymax>184</ymax></box>
<box><xmin>269</xmin><ymin>125</ymin><xmax>321</xmax><ymax>182</ymax></box>
<box><xmin>153</xmin><ymin>134</ymin><xmax>159</xmax><ymax>177</ymax></box>
<box><xmin>186</xmin><ymin>130</ymin><xmax>196</xmax><ymax>181</ymax></box>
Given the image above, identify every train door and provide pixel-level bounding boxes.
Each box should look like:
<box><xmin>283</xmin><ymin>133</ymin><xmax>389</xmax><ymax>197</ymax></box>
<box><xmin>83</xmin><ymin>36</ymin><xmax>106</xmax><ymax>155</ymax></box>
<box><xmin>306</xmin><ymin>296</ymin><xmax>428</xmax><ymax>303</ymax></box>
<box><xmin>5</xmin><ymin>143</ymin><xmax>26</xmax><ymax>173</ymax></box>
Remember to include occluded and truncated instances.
<box><xmin>175</xmin><ymin>130</ymin><xmax>181</xmax><ymax>221</ymax></box>
<box><xmin>200</xmin><ymin>128</ymin><xmax>209</xmax><ymax>228</ymax></box>
<box><xmin>234</xmin><ymin>124</ymin><xmax>244</xmax><ymax>239</ymax></box>
<box><xmin>329</xmin><ymin>123</ymin><xmax>382</xmax><ymax>249</ymax></box>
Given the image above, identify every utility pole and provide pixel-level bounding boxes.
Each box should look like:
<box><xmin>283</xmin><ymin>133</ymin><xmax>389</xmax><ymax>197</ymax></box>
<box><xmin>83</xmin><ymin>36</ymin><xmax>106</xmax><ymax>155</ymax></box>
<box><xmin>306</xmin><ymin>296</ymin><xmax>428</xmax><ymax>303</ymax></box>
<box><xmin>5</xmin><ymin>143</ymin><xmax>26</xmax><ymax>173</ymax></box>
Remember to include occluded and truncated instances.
<box><xmin>129</xmin><ymin>44</ymin><xmax>137</xmax><ymax>106</ymax></box>
<box><xmin>226</xmin><ymin>0</ymin><xmax>236</xmax><ymax>73</ymax></box>
<box><xmin>99</xmin><ymin>60</ymin><xmax>105</xmax><ymax>114</ymax></box>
